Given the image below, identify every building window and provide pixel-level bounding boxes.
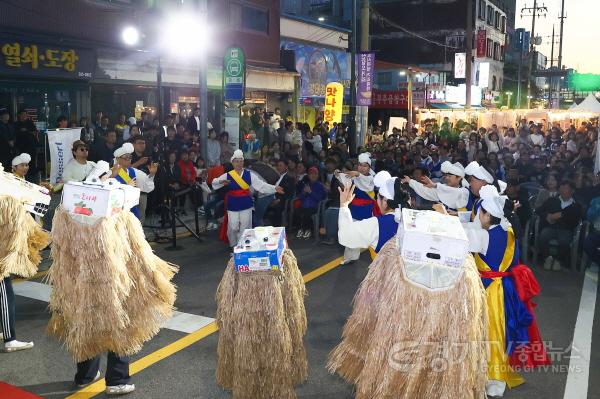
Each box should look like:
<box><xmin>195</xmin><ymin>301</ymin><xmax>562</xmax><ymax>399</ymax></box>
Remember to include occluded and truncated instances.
<box><xmin>230</xmin><ymin>3</ymin><xmax>269</xmax><ymax>34</ymax></box>
<box><xmin>377</xmin><ymin>72</ymin><xmax>392</xmax><ymax>87</ymax></box>
<box><xmin>242</xmin><ymin>5</ymin><xmax>269</xmax><ymax>33</ymax></box>
<box><xmin>486</xmin><ymin>38</ymin><xmax>494</xmax><ymax>58</ymax></box>
<box><xmin>487</xmin><ymin>5</ymin><xmax>494</xmax><ymax>25</ymax></box>
<box><xmin>500</xmin><ymin>45</ymin><xmax>505</xmax><ymax>61</ymax></box>
<box><xmin>493</xmin><ymin>42</ymin><xmax>500</xmax><ymax>60</ymax></box>
<box><xmin>495</xmin><ymin>11</ymin><xmax>500</xmax><ymax>29</ymax></box>
<box><xmin>501</xmin><ymin>15</ymin><xmax>506</xmax><ymax>33</ymax></box>
<box><xmin>478</xmin><ymin>0</ymin><xmax>486</xmax><ymax>20</ymax></box>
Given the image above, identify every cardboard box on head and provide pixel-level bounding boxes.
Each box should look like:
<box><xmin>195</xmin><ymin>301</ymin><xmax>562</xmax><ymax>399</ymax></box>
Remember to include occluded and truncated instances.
<box><xmin>61</xmin><ymin>179</ymin><xmax>140</xmax><ymax>219</ymax></box>
<box><xmin>233</xmin><ymin>226</ymin><xmax>287</xmax><ymax>272</ymax></box>
<box><xmin>0</xmin><ymin>163</ymin><xmax>51</xmax><ymax>217</ymax></box>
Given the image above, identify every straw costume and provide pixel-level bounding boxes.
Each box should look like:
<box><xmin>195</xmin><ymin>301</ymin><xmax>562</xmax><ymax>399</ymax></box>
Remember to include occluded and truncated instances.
<box><xmin>215</xmin><ymin>249</ymin><xmax>307</xmax><ymax>399</ymax></box>
<box><xmin>47</xmin><ymin>206</ymin><xmax>178</xmax><ymax>362</ymax></box>
<box><xmin>328</xmin><ymin>238</ymin><xmax>489</xmax><ymax>399</ymax></box>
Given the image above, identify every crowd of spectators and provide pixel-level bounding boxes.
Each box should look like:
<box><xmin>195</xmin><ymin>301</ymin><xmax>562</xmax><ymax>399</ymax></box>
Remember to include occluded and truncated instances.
<box><xmin>1</xmin><ymin>105</ymin><xmax>598</xmax><ymax>269</ymax></box>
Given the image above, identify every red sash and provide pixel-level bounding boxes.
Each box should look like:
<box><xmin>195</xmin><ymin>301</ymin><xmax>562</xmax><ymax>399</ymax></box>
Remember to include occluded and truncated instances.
<box><xmin>350</xmin><ymin>197</ymin><xmax>381</xmax><ymax>216</ymax></box>
<box><xmin>479</xmin><ymin>266</ymin><xmax>552</xmax><ymax>369</ymax></box>
<box><xmin>218</xmin><ymin>189</ymin><xmax>252</xmax><ymax>243</ymax></box>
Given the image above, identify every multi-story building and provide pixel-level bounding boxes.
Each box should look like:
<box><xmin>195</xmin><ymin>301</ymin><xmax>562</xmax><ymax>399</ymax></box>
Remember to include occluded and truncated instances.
<box><xmin>0</xmin><ymin>0</ymin><xmax>296</xmax><ymax>132</ymax></box>
<box><xmin>474</xmin><ymin>0</ymin><xmax>508</xmax><ymax>93</ymax></box>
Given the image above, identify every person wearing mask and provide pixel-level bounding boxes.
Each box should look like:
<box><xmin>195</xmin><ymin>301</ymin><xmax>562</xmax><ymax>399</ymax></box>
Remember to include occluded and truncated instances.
<box><xmin>338</xmin><ymin>171</ymin><xmax>411</xmax><ymax>259</ymax></box>
<box><xmin>401</xmin><ymin>161</ymin><xmax>470</xmax><ymax>213</ymax></box>
<box><xmin>91</xmin><ymin>130</ymin><xmax>119</xmax><ymax>163</ymax></box>
<box><xmin>207</xmin><ymin>128</ymin><xmax>221</xmax><ymax>167</ymax></box>
<box><xmin>462</xmin><ymin>185</ymin><xmax>549</xmax><ymax>398</ymax></box>
<box><xmin>110</xmin><ymin>143</ymin><xmax>157</xmax><ymax>221</ymax></box>
<box><xmin>14</xmin><ymin>110</ymin><xmax>39</xmax><ymax>182</ymax></box>
<box><xmin>0</xmin><ymin>110</ymin><xmax>15</xmax><ymax>171</ymax></box>
<box><xmin>295</xmin><ymin>167</ymin><xmax>326</xmax><ymax>239</ymax></box>
<box><xmin>537</xmin><ymin>179</ymin><xmax>583</xmax><ymax>270</ymax></box>
<box><xmin>63</xmin><ymin>141</ymin><xmax>96</xmax><ymax>183</ymax></box>
<box><xmin>211</xmin><ymin>150</ymin><xmax>283</xmax><ymax>248</ymax></box>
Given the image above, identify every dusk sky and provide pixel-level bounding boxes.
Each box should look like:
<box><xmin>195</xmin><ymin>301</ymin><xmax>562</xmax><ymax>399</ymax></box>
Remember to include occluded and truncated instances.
<box><xmin>515</xmin><ymin>0</ymin><xmax>600</xmax><ymax>73</ymax></box>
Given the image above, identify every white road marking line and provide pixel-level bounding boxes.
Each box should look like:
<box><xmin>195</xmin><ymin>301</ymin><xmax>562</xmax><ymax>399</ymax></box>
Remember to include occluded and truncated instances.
<box><xmin>12</xmin><ymin>281</ymin><xmax>215</xmax><ymax>334</ymax></box>
<box><xmin>563</xmin><ymin>270</ymin><xmax>598</xmax><ymax>399</ymax></box>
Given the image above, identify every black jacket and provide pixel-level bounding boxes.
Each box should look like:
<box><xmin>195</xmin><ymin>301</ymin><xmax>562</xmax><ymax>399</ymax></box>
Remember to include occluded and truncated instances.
<box><xmin>538</xmin><ymin>196</ymin><xmax>583</xmax><ymax>231</ymax></box>
<box><xmin>277</xmin><ymin>172</ymin><xmax>296</xmax><ymax>202</ymax></box>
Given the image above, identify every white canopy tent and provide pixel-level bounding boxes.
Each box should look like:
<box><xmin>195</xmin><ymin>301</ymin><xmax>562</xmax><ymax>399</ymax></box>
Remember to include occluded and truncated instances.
<box><xmin>571</xmin><ymin>93</ymin><xmax>600</xmax><ymax>114</ymax></box>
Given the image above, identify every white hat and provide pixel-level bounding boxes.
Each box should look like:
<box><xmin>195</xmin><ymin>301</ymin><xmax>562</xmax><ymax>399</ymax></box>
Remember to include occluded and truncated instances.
<box><xmin>497</xmin><ymin>179</ymin><xmax>507</xmax><ymax>195</ymax></box>
<box><xmin>441</xmin><ymin>161</ymin><xmax>465</xmax><ymax>178</ymax></box>
<box><xmin>373</xmin><ymin>170</ymin><xmax>392</xmax><ymax>188</ymax></box>
<box><xmin>85</xmin><ymin>160</ymin><xmax>111</xmax><ymax>183</ymax></box>
<box><xmin>480</xmin><ymin>185</ymin><xmax>507</xmax><ymax>219</ymax></box>
<box><xmin>230</xmin><ymin>149</ymin><xmax>244</xmax><ymax>162</ymax></box>
<box><xmin>128</xmin><ymin>117</ymin><xmax>137</xmax><ymax>125</ymax></box>
<box><xmin>114</xmin><ymin>142</ymin><xmax>134</xmax><ymax>158</ymax></box>
<box><xmin>378</xmin><ymin>177</ymin><xmax>397</xmax><ymax>200</ymax></box>
<box><xmin>12</xmin><ymin>153</ymin><xmax>31</xmax><ymax>166</ymax></box>
<box><xmin>358</xmin><ymin>152</ymin><xmax>371</xmax><ymax>166</ymax></box>
<box><xmin>465</xmin><ymin>161</ymin><xmax>494</xmax><ymax>184</ymax></box>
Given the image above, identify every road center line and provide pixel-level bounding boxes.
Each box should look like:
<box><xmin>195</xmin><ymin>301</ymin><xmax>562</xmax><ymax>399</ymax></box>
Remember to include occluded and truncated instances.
<box><xmin>66</xmin><ymin>254</ymin><xmax>346</xmax><ymax>399</ymax></box>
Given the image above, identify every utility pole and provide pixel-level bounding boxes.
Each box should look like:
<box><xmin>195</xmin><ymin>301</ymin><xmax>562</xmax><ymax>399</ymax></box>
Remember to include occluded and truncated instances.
<box><xmin>521</xmin><ymin>0</ymin><xmax>547</xmax><ymax>108</ymax></box>
<box><xmin>557</xmin><ymin>0</ymin><xmax>566</xmax><ymax>107</ymax></box>
<box><xmin>198</xmin><ymin>0</ymin><xmax>208</xmax><ymax>164</ymax></box>
<box><xmin>549</xmin><ymin>25</ymin><xmax>554</xmax><ymax>108</ymax></box>
<box><xmin>465</xmin><ymin>0</ymin><xmax>473</xmax><ymax>109</ymax></box>
<box><xmin>349</xmin><ymin>0</ymin><xmax>357</xmax><ymax>155</ymax></box>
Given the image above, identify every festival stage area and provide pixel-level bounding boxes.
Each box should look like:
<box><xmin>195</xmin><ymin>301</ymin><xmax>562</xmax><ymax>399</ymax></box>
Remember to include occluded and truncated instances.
<box><xmin>1</xmin><ymin>234</ymin><xmax>598</xmax><ymax>399</ymax></box>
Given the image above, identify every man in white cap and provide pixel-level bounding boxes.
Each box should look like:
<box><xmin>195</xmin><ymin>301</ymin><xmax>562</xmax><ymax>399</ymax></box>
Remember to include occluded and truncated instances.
<box><xmin>337</xmin><ymin>171</ymin><xmax>410</xmax><ymax>260</ymax></box>
<box><xmin>335</xmin><ymin>152</ymin><xmax>377</xmax><ymax>264</ymax></box>
<box><xmin>400</xmin><ymin>161</ymin><xmax>470</xmax><ymax>213</ymax></box>
<box><xmin>212</xmin><ymin>149</ymin><xmax>284</xmax><ymax>248</ymax></box>
<box><xmin>110</xmin><ymin>142</ymin><xmax>157</xmax><ymax>222</ymax></box>
<box><xmin>11</xmin><ymin>153</ymin><xmax>31</xmax><ymax>180</ymax></box>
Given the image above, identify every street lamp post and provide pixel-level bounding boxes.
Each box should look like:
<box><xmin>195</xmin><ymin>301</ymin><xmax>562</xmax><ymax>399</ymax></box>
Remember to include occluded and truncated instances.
<box><xmin>198</xmin><ymin>0</ymin><xmax>209</xmax><ymax>165</ymax></box>
<box><xmin>506</xmin><ymin>91</ymin><xmax>513</xmax><ymax>108</ymax></box>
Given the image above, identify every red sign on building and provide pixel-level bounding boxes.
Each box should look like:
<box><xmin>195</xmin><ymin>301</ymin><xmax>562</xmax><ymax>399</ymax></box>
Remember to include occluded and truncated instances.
<box><xmin>477</xmin><ymin>29</ymin><xmax>487</xmax><ymax>58</ymax></box>
<box><xmin>371</xmin><ymin>90</ymin><xmax>408</xmax><ymax>109</ymax></box>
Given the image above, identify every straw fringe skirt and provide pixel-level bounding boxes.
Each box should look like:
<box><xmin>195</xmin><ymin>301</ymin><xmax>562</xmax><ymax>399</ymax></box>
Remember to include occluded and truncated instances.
<box><xmin>46</xmin><ymin>207</ymin><xmax>178</xmax><ymax>362</ymax></box>
<box><xmin>328</xmin><ymin>238</ymin><xmax>489</xmax><ymax>399</ymax></box>
<box><xmin>0</xmin><ymin>195</ymin><xmax>50</xmax><ymax>279</ymax></box>
<box><xmin>216</xmin><ymin>249</ymin><xmax>307</xmax><ymax>399</ymax></box>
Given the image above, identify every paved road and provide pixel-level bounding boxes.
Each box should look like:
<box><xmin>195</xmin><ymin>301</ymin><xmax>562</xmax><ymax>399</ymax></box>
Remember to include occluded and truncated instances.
<box><xmin>1</xmin><ymin>233</ymin><xmax>598</xmax><ymax>399</ymax></box>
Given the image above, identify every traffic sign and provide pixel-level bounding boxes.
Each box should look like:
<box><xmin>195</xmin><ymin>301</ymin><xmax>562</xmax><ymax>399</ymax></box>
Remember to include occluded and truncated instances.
<box><xmin>224</xmin><ymin>46</ymin><xmax>246</xmax><ymax>101</ymax></box>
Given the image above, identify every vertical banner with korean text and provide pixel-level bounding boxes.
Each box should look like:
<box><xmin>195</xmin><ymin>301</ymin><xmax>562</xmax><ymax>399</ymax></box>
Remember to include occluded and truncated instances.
<box><xmin>477</xmin><ymin>29</ymin><xmax>487</xmax><ymax>58</ymax></box>
<box><xmin>324</xmin><ymin>82</ymin><xmax>343</xmax><ymax>124</ymax></box>
<box><xmin>454</xmin><ymin>53</ymin><xmax>466</xmax><ymax>79</ymax></box>
<box><xmin>356</xmin><ymin>52</ymin><xmax>375</xmax><ymax>106</ymax></box>
<box><xmin>47</xmin><ymin>128</ymin><xmax>81</xmax><ymax>184</ymax></box>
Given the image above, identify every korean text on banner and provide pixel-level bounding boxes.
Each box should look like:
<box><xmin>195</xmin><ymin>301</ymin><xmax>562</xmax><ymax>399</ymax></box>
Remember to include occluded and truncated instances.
<box><xmin>47</xmin><ymin>128</ymin><xmax>82</xmax><ymax>184</ymax></box>
<box><xmin>454</xmin><ymin>53</ymin><xmax>466</xmax><ymax>79</ymax></box>
<box><xmin>357</xmin><ymin>52</ymin><xmax>375</xmax><ymax>106</ymax></box>
<box><xmin>324</xmin><ymin>82</ymin><xmax>343</xmax><ymax>124</ymax></box>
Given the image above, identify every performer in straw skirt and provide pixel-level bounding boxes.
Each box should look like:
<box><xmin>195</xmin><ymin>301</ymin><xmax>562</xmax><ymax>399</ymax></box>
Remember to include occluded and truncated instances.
<box><xmin>462</xmin><ymin>185</ymin><xmax>550</xmax><ymax>398</ymax></box>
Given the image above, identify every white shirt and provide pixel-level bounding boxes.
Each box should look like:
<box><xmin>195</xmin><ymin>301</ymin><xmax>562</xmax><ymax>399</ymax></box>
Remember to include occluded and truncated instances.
<box><xmin>119</xmin><ymin>168</ymin><xmax>155</xmax><ymax>193</ymax></box>
<box><xmin>212</xmin><ymin>169</ymin><xmax>277</xmax><ymax>196</ymax></box>
<box><xmin>462</xmin><ymin>222</ymin><xmax>492</xmax><ymax>254</ymax></box>
<box><xmin>530</xmin><ymin>134</ymin><xmax>545</xmax><ymax>146</ymax></box>
<box><xmin>63</xmin><ymin>159</ymin><xmax>97</xmax><ymax>183</ymax></box>
<box><xmin>408</xmin><ymin>179</ymin><xmax>469</xmax><ymax>210</ymax></box>
<box><xmin>270</xmin><ymin>114</ymin><xmax>281</xmax><ymax>130</ymax></box>
<box><xmin>194</xmin><ymin>116</ymin><xmax>213</xmax><ymax>131</ymax></box>
<box><xmin>338</xmin><ymin>207</ymin><xmax>380</xmax><ymax>249</ymax></box>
